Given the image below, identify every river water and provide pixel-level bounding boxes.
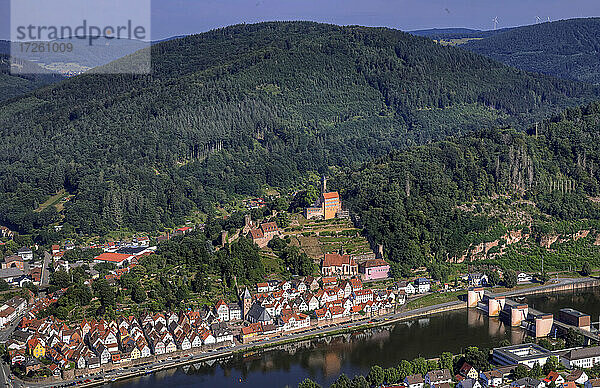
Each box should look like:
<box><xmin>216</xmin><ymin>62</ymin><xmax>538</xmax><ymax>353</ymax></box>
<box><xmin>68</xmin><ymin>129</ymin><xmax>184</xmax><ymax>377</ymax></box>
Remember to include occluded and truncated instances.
<box><xmin>111</xmin><ymin>287</ymin><xmax>599</xmax><ymax>388</ymax></box>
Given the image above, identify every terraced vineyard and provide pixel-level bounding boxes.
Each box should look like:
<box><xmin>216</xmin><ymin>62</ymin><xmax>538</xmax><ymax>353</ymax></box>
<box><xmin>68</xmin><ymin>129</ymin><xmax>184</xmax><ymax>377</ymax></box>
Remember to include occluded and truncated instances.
<box><xmin>285</xmin><ymin>216</ymin><xmax>374</xmax><ymax>260</ymax></box>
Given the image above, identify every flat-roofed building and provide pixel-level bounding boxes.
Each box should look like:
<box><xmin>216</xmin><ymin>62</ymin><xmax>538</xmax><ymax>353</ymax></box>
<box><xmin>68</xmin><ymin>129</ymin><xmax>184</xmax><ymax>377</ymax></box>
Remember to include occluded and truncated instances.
<box><xmin>559</xmin><ymin>308</ymin><xmax>591</xmax><ymax>331</ymax></box>
<box><xmin>529</xmin><ymin>312</ymin><xmax>554</xmax><ymax>338</ymax></box>
<box><xmin>492</xmin><ymin>343</ymin><xmax>553</xmax><ymax>368</ymax></box>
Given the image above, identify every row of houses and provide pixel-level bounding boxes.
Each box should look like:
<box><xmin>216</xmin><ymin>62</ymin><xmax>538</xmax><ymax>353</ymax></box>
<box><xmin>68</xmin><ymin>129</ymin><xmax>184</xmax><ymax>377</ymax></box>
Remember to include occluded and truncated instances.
<box><xmin>238</xmin><ymin>275</ymin><xmax>405</xmax><ymax>343</ymax></box>
<box><xmin>396</xmin><ymin>278</ymin><xmax>432</xmax><ymax>294</ymax></box>
<box><xmin>8</xmin><ymin>306</ymin><xmax>241</xmax><ymax>374</ymax></box>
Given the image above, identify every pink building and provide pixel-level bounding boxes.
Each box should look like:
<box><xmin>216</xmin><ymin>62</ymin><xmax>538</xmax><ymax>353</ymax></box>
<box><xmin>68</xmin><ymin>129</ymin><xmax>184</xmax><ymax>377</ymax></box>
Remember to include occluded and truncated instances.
<box><xmin>359</xmin><ymin>259</ymin><xmax>390</xmax><ymax>281</ymax></box>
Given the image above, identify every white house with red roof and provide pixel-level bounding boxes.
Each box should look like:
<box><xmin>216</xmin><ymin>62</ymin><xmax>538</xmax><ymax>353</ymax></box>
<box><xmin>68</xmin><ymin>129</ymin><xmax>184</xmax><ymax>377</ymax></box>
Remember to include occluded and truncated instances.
<box><xmin>353</xmin><ymin>289</ymin><xmax>373</xmax><ymax>305</ymax></box>
<box><xmin>215</xmin><ymin>300</ymin><xmax>230</xmax><ymax>321</ymax></box>
<box><xmin>279</xmin><ymin>312</ymin><xmax>310</xmax><ymax>332</ymax></box>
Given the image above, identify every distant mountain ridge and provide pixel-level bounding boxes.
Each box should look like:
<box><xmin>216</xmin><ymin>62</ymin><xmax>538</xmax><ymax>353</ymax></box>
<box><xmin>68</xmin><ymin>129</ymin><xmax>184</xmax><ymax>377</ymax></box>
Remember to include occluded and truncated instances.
<box><xmin>410</xmin><ymin>27</ymin><xmax>512</xmax><ymax>40</ymax></box>
<box><xmin>462</xmin><ymin>18</ymin><xmax>600</xmax><ymax>84</ymax></box>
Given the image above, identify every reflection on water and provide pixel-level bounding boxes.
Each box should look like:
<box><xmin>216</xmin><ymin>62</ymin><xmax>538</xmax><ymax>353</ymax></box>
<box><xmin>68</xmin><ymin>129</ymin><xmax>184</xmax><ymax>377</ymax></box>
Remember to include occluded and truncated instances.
<box><xmin>111</xmin><ymin>307</ymin><xmax>528</xmax><ymax>388</ymax></box>
<box><xmin>525</xmin><ymin>287</ymin><xmax>600</xmax><ymax>321</ymax></box>
<box><xmin>109</xmin><ymin>288</ymin><xmax>600</xmax><ymax>388</ymax></box>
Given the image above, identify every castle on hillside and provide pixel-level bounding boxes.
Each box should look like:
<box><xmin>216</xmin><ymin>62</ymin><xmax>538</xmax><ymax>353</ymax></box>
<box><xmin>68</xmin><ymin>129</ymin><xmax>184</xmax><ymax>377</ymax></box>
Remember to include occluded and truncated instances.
<box><xmin>304</xmin><ymin>176</ymin><xmax>348</xmax><ymax>220</ymax></box>
<box><xmin>244</xmin><ymin>215</ymin><xmax>281</xmax><ymax>248</ymax></box>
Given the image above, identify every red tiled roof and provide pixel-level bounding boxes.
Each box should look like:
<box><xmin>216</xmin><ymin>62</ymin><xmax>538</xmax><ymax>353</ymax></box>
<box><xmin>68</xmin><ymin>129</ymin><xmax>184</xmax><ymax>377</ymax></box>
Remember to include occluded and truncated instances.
<box><xmin>4</xmin><ymin>255</ymin><xmax>22</xmax><ymax>263</ymax></box>
<box><xmin>322</xmin><ymin>192</ymin><xmax>339</xmax><ymax>200</ymax></box>
<box><xmin>351</xmin><ymin>305</ymin><xmax>363</xmax><ymax>313</ymax></box>
<box><xmin>329</xmin><ymin>305</ymin><xmax>344</xmax><ymax>316</ymax></box>
<box><xmin>241</xmin><ymin>322</ymin><xmax>262</xmax><ymax>335</ymax></box>
<box><xmin>361</xmin><ymin>259</ymin><xmax>389</xmax><ymax>268</ymax></box>
<box><xmin>250</xmin><ymin>229</ymin><xmax>264</xmax><ymax>239</ymax></box>
<box><xmin>544</xmin><ymin>371</ymin><xmax>560</xmax><ymax>383</ymax></box>
<box><xmin>215</xmin><ymin>299</ymin><xmax>227</xmax><ymax>309</ymax></box>
<box><xmin>260</xmin><ymin>222</ymin><xmax>278</xmax><ymax>233</ymax></box>
<box><xmin>322</xmin><ymin>253</ymin><xmax>355</xmax><ymax>267</ymax></box>
<box><xmin>94</xmin><ymin>252</ymin><xmax>132</xmax><ymax>263</ymax></box>
<box><xmin>0</xmin><ymin>306</ymin><xmax>15</xmax><ymax>318</ymax></box>
<box><xmin>350</xmin><ymin>279</ymin><xmax>362</xmax><ymax>287</ymax></box>
<box><xmin>459</xmin><ymin>362</ymin><xmax>475</xmax><ymax>375</ymax></box>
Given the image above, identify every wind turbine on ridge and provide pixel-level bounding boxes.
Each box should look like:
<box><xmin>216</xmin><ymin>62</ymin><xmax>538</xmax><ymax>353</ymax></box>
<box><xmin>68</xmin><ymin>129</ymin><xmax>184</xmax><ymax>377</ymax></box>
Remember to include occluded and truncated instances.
<box><xmin>492</xmin><ymin>16</ymin><xmax>499</xmax><ymax>30</ymax></box>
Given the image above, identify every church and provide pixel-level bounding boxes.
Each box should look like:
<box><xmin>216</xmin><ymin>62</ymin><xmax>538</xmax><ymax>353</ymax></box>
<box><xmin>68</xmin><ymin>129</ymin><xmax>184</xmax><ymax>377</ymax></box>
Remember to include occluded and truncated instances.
<box><xmin>305</xmin><ymin>176</ymin><xmax>344</xmax><ymax>220</ymax></box>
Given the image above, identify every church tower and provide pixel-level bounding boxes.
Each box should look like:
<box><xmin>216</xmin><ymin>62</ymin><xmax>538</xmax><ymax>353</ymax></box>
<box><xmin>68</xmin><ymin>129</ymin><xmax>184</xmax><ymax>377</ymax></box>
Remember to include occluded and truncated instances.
<box><xmin>322</xmin><ymin>175</ymin><xmax>327</xmax><ymax>194</ymax></box>
<box><xmin>240</xmin><ymin>287</ymin><xmax>252</xmax><ymax>321</ymax></box>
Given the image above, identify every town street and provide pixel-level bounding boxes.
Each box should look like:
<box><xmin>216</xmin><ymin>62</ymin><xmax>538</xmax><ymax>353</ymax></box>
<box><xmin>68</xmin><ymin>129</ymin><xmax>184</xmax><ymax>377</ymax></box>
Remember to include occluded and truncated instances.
<box><xmin>40</xmin><ymin>253</ymin><xmax>51</xmax><ymax>289</ymax></box>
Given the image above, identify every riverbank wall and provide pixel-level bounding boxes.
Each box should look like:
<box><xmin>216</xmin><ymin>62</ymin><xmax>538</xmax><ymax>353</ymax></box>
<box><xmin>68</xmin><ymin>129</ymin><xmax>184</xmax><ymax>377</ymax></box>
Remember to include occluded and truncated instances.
<box><xmin>498</xmin><ymin>277</ymin><xmax>600</xmax><ymax>298</ymax></box>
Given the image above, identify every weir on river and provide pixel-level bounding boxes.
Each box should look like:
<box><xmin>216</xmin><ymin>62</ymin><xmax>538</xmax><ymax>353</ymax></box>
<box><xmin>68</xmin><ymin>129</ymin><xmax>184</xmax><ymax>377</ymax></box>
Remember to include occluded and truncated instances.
<box><xmin>468</xmin><ymin>278</ymin><xmax>600</xmax><ymax>345</ymax></box>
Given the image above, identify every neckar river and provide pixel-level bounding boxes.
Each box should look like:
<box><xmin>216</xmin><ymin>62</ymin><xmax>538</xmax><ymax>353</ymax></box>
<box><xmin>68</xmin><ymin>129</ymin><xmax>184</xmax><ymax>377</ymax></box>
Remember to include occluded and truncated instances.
<box><xmin>111</xmin><ymin>287</ymin><xmax>599</xmax><ymax>388</ymax></box>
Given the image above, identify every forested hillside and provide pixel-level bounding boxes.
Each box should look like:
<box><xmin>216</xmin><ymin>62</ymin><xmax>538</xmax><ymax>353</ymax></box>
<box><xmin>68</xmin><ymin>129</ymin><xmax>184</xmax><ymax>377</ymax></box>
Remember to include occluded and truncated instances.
<box><xmin>0</xmin><ymin>21</ymin><xmax>598</xmax><ymax>236</ymax></box>
<box><xmin>0</xmin><ymin>54</ymin><xmax>63</xmax><ymax>101</ymax></box>
<box><xmin>335</xmin><ymin>102</ymin><xmax>600</xmax><ymax>274</ymax></box>
<box><xmin>463</xmin><ymin>18</ymin><xmax>600</xmax><ymax>84</ymax></box>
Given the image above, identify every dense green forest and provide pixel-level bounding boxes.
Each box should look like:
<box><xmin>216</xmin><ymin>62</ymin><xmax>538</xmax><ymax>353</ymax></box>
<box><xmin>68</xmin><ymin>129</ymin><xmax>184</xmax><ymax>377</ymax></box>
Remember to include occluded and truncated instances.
<box><xmin>463</xmin><ymin>18</ymin><xmax>600</xmax><ymax>84</ymax></box>
<box><xmin>0</xmin><ymin>54</ymin><xmax>63</xmax><ymax>101</ymax></box>
<box><xmin>1</xmin><ymin>21</ymin><xmax>598</xmax><ymax>237</ymax></box>
<box><xmin>335</xmin><ymin>102</ymin><xmax>600</xmax><ymax>271</ymax></box>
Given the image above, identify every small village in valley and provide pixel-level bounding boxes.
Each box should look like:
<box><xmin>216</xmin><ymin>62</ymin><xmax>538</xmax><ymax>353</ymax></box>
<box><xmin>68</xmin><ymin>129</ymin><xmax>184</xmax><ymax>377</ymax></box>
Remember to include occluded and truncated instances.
<box><xmin>0</xmin><ymin>178</ymin><xmax>599</xmax><ymax>388</ymax></box>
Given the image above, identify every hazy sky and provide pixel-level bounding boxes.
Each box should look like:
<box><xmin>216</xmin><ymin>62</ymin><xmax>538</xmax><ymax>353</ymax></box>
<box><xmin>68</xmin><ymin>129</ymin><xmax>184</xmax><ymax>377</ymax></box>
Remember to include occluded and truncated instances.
<box><xmin>1</xmin><ymin>0</ymin><xmax>599</xmax><ymax>40</ymax></box>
